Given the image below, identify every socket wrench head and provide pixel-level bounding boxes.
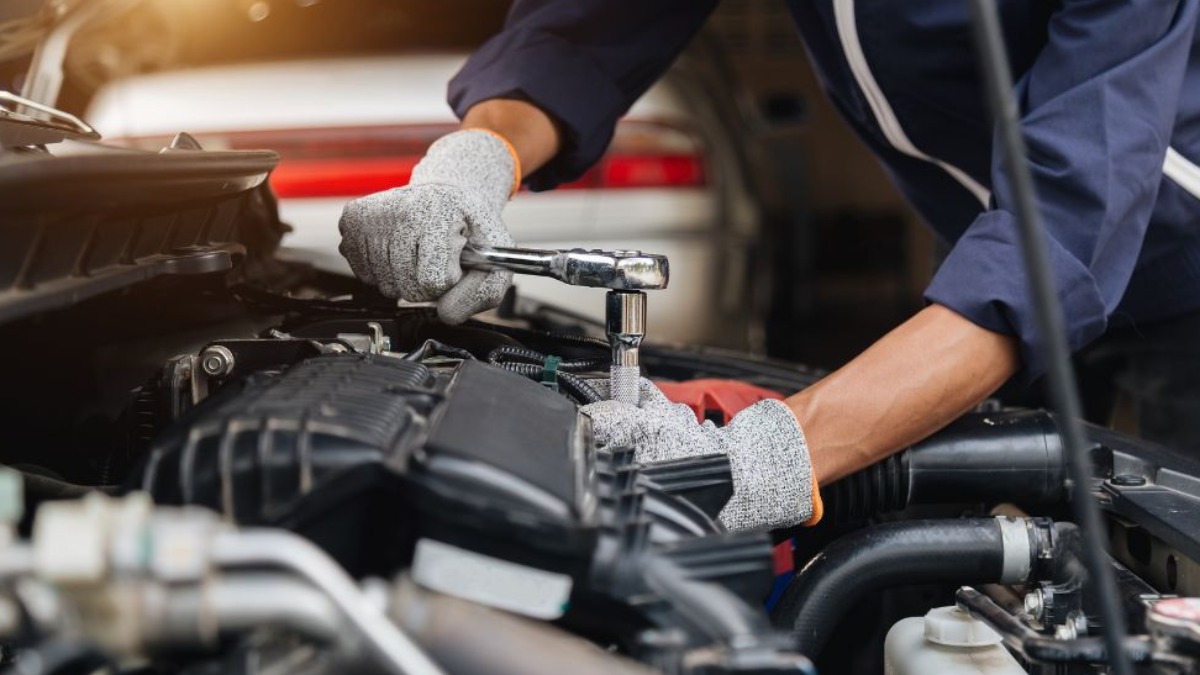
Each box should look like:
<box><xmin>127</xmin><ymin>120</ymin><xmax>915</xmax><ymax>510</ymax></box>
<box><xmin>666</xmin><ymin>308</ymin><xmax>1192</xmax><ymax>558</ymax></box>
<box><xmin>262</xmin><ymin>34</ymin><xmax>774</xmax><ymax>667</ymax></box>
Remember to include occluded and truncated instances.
<box><xmin>607</xmin><ymin>290</ymin><xmax>647</xmax><ymax>405</ymax></box>
<box><xmin>556</xmin><ymin>250</ymin><xmax>668</xmax><ymax>291</ymax></box>
<box><xmin>606</xmin><ymin>290</ymin><xmax>647</xmax><ymax>364</ymax></box>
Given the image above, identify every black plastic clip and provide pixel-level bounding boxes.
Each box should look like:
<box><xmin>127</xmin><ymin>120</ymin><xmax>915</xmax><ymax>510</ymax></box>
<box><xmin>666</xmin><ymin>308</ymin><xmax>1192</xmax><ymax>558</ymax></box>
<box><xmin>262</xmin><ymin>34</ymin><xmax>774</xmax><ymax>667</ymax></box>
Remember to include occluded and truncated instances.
<box><xmin>541</xmin><ymin>355</ymin><xmax>563</xmax><ymax>392</ymax></box>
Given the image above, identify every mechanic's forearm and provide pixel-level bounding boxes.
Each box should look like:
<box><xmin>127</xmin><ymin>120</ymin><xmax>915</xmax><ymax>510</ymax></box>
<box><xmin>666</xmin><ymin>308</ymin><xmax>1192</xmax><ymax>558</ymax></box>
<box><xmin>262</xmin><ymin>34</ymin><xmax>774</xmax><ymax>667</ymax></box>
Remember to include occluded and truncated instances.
<box><xmin>462</xmin><ymin>99</ymin><xmax>562</xmax><ymax>177</ymax></box>
<box><xmin>788</xmin><ymin>304</ymin><xmax>1020</xmax><ymax>485</ymax></box>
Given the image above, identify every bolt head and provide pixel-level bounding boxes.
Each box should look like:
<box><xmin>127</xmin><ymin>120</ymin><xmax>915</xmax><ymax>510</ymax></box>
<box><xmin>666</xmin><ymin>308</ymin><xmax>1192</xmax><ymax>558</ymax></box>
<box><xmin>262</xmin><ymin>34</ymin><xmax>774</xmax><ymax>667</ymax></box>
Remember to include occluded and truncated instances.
<box><xmin>200</xmin><ymin>356</ymin><xmax>222</xmax><ymax>375</ymax></box>
<box><xmin>1024</xmin><ymin>590</ymin><xmax>1045</xmax><ymax>620</ymax></box>
<box><xmin>198</xmin><ymin>346</ymin><xmax>234</xmax><ymax>377</ymax></box>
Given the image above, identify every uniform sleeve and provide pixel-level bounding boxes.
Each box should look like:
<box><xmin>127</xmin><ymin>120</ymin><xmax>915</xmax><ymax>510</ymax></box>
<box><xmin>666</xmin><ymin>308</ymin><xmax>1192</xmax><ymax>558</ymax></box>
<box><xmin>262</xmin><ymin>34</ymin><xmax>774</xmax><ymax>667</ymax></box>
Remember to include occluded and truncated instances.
<box><xmin>925</xmin><ymin>0</ymin><xmax>1200</xmax><ymax>378</ymax></box>
<box><xmin>447</xmin><ymin>0</ymin><xmax>718</xmax><ymax>190</ymax></box>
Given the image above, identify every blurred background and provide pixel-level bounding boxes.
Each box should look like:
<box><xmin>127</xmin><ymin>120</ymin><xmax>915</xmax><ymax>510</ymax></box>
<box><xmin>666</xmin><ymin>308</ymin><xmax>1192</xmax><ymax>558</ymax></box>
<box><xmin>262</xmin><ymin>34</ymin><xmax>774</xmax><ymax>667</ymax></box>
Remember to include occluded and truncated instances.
<box><xmin>0</xmin><ymin>0</ymin><xmax>936</xmax><ymax>371</ymax></box>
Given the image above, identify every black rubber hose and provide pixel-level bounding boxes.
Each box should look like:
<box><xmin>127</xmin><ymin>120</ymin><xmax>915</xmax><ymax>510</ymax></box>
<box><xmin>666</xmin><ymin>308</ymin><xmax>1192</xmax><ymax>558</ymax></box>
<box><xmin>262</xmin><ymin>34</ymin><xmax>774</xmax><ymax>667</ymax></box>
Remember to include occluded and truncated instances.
<box><xmin>771</xmin><ymin>519</ymin><xmax>1013</xmax><ymax>658</ymax></box>
<box><xmin>827</xmin><ymin>410</ymin><xmax>1066</xmax><ymax>521</ymax></box>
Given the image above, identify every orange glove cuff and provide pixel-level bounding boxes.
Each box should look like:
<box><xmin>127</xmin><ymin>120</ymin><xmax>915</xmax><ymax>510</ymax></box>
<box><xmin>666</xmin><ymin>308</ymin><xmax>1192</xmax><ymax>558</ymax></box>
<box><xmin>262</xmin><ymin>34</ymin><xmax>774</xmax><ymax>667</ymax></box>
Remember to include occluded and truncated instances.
<box><xmin>803</xmin><ymin>476</ymin><xmax>824</xmax><ymax>527</ymax></box>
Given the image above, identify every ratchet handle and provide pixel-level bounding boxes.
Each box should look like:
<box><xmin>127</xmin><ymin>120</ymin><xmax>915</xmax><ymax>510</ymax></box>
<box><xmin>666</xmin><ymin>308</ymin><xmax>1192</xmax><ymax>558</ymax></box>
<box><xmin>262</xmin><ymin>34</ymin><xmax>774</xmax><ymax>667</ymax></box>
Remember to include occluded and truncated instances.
<box><xmin>460</xmin><ymin>246</ymin><xmax>560</xmax><ymax>278</ymax></box>
<box><xmin>460</xmin><ymin>245</ymin><xmax>669</xmax><ymax>291</ymax></box>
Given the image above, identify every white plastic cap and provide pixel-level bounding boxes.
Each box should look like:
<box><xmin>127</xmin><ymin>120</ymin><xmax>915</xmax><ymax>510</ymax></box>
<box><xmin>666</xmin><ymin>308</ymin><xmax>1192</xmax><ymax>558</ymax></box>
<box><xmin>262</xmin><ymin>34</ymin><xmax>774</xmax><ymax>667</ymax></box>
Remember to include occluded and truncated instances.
<box><xmin>923</xmin><ymin>606</ymin><xmax>1004</xmax><ymax>647</ymax></box>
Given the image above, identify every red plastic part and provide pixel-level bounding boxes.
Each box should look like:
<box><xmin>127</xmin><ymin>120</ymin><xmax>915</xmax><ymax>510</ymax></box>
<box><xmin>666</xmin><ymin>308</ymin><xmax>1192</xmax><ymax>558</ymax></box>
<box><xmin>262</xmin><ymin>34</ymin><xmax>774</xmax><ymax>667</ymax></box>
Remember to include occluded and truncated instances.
<box><xmin>653</xmin><ymin>379</ymin><xmax>784</xmax><ymax>425</ymax></box>
<box><xmin>772</xmin><ymin>538</ymin><xmax>795</xmax><ymax>576</ymax></box>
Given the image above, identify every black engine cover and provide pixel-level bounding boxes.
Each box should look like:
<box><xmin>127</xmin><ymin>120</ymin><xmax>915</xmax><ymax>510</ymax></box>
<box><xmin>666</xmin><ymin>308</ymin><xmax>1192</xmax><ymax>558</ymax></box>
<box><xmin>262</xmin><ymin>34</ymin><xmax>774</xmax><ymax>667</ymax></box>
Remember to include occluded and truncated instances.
<box><xmin>138</xmin><ymin>355</ymin><xmax>591</xmax><ymax>576</ymax></box>
<box><xmin>135</xmin><ymin>351</ymin><xmax>796</xmax><ymax>671</ymax></box>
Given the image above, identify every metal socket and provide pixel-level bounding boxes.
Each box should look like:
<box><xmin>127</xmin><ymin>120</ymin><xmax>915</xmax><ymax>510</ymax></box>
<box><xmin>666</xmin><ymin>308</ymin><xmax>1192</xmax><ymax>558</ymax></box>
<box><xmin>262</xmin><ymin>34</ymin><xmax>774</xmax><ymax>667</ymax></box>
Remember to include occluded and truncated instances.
<box><xmin>606</xmin><ymin>291</ymin><xmax>647</xmax><ymax>366</ymax></box>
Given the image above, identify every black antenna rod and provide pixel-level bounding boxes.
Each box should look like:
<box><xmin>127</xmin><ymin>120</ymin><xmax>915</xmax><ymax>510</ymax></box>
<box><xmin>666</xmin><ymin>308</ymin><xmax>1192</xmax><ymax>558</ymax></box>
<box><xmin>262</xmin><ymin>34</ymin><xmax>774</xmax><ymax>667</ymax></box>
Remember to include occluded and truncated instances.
<box><xmin>965</xmin><ymin>1</ymin><xmax>1133</xmax><ymax>674</ymax></box>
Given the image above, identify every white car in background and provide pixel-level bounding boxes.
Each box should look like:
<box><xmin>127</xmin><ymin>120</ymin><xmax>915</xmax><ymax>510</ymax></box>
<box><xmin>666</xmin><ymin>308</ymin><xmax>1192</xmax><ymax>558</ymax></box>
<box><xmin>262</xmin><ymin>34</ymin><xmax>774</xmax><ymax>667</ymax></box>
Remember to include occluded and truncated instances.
<box><xmin>86</xmin><ymin>53</ymin><xmax>765</xmax><ymax>348</ymax></box>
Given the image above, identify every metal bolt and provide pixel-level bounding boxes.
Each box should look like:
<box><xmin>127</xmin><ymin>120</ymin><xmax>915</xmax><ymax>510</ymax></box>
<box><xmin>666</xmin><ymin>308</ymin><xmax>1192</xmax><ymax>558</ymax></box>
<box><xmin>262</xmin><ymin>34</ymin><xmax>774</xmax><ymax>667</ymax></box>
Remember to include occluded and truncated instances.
<box><xmin>199</xmin><ymin>346</ymin><xmax>235</xmax><ymax>377</ymax></box>
<box><xmin>367</xmin><ymin>322</ymin><xmax>391</xmax><ymax>353</ymax></box>
<box><xmin>1024</xmin><ymin>590</ymin><xmax>1045</xmax><ymax>621</ymax></box>
<box><xmin>1054</xmin><ymin>622</ymin><xmax>1077</xmax><ymax>640</ymax></box>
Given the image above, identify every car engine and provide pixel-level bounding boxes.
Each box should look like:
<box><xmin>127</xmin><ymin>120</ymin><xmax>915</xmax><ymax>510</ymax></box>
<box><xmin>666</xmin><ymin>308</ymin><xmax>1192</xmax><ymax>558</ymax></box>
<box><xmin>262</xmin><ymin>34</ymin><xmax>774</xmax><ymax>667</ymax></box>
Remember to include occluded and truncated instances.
<box><xmin>5</xmin><ymin>96</ymin><xmax>1200</xmax><ymax>675</ymax></box>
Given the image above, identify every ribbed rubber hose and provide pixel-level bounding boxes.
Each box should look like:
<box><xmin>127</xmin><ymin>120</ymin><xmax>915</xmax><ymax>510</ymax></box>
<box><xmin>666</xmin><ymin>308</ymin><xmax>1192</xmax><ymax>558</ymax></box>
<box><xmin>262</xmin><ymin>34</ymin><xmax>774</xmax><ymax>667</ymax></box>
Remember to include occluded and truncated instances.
<box><xmin>825</xmin><ymin>410</ymin><xmax>1067</xmax><ymax>522</ymax></box>
<box><xmin>770</xmin><ymin>519</ymin><xmax>1013</xmax><ymax>658</ymax></box>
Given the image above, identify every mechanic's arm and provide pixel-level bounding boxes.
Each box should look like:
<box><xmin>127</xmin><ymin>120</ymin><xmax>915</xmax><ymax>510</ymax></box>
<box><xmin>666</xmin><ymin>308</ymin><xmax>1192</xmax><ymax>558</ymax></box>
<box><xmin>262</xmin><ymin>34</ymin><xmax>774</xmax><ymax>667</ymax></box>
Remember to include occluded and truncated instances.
<box><xmin>339</xmin><ymin>0</ymin><xmax>717</xmax><ymax>322</ymax></box>
<box><xmin>460</xmin><ymin>99</ymin><xmax>561</xmax><ymax>178</ymax></box>
<box><xmin>589</xmin><ymin>0</ymin><xmax>1199</xmax><ymax>533</ymax></box>
<box><xmin>809</xmin><ymin>0</ymin><xmax>1199</xmax><ymax>497</ymax></box>
<box><xmin>792</xmin><ymin>305</ymin><xmax>1017</xmax><ymax>484</ymax></box>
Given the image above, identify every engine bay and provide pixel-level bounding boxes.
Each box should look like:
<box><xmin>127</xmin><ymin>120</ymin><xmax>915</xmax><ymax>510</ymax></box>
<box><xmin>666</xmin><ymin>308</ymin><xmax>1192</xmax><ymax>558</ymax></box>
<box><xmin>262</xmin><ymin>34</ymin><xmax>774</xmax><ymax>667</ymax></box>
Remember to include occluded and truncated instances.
<box><xmin>3</xmin><ymin>126</ymin><xmax>1200</xmax><ymax>675</ymax></box>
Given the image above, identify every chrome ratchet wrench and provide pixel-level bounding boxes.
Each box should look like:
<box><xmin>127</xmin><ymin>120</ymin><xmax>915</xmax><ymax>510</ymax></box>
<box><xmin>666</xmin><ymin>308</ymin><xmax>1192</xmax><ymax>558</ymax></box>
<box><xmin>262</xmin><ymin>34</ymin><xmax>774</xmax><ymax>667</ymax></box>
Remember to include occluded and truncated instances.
<box><xmin>460</xmin><ymin>246</ymin><xmax>670</xmax><ymax>405</ymax></box>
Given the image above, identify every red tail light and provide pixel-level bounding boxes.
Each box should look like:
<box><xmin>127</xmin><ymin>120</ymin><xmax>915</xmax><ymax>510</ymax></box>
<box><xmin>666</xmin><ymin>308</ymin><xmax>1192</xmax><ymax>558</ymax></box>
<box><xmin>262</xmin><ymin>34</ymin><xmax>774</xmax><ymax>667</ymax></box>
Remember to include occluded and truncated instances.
<box><xmin>560</xmin><ymin>120</ymin><xmax>709</xmax><ymax>190</ymax></box>
<box><xmin>269</xmin><ymin>157</ymin><xmax>420</xmax><ymax>198</ymax></box>
<box><xmin>599</xmin><ymin>153</ymin><xmax>706</xmax><ymax>188</ymax></box>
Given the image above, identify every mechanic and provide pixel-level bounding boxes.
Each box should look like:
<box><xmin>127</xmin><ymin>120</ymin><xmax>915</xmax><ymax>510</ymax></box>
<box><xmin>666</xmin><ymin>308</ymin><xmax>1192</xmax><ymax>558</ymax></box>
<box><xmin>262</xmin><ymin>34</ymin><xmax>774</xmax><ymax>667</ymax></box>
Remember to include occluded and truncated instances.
<box><xmin>339</xmin><ymin>0</ymin><xmax>1200</xmax><ymax>532</ymax></box>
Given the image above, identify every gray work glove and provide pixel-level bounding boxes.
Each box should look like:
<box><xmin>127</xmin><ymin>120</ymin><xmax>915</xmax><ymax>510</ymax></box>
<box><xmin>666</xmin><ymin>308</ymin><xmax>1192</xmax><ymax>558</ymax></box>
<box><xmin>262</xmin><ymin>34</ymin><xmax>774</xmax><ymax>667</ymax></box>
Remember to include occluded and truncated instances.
<box><xmin>338</xmin><ymin>129</ymin><xmax>519</xmax><ymax>324</ymax></box>
<box><xmin>582</xmin><ymin>380</ymin><xmax>818</xmax><ymax>532</ymax></box>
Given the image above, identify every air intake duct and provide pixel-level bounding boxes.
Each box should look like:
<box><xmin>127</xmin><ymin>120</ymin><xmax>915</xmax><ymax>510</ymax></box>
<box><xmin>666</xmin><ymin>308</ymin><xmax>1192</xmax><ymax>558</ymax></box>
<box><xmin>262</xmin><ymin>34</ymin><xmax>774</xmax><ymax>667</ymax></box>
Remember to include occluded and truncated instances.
<box><xmin>827</xmin><ymin>410</ymin><xmax>1067</xmax><ymax>521</ymax></box>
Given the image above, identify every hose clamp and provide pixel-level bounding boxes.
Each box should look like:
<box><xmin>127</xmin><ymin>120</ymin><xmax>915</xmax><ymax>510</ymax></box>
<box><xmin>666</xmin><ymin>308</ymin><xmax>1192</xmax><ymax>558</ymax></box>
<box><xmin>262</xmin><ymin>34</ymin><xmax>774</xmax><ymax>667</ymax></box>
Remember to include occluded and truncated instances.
<box><xmin>996</xmin><ymin>516</ymin><xmax>1033</xmax><ymax>583</ymax></box>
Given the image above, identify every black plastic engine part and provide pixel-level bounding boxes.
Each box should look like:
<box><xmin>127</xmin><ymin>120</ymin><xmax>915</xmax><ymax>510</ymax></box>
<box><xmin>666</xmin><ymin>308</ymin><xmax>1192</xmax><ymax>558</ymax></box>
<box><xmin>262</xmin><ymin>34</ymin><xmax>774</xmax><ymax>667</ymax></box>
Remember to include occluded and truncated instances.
<box><xmin>138</xmin><ymin>355</ymin><xmax>592</xmax><ymax>575</ymax></box>
<box><xmin>137</xmin><ymin>353</ymin><xmax>803</xmax><ymax>672</ymax></box>
<box><xmin>640</xmin><ymin>454</ymin><xmax>735</xmax><ymax>522</ymax></box>
<box><xmin>771</xmin><ymin>518</ymin><xmax>1064</xmax><ymax>659</ymax></box>
<box><xmin>138</xmin><ymin>355</ymin><xmax>435</xmax><ymax>576</ymax></box>
<box><xmin>826</xmin><ymin>410</ymin><xmax>1067</xmax><ymax>521</ymax></box>
<box><xmin>0</xmin><ymin>145</ymin><xmax>282</xmax><ymax>325</ymax></box>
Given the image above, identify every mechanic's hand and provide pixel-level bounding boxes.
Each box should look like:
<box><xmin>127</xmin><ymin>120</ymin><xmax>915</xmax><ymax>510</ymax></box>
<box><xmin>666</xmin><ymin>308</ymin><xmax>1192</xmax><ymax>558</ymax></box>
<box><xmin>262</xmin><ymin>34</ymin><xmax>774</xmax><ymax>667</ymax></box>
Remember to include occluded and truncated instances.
<box><xmin>582</xmin><ymin>380</ymin><xmax>821</xmax><ymax>532</ymax></box>
<box><xmin>338</xmin><ymin>129</ymin><xmax>520</xmax><ymax>324</ymax></box>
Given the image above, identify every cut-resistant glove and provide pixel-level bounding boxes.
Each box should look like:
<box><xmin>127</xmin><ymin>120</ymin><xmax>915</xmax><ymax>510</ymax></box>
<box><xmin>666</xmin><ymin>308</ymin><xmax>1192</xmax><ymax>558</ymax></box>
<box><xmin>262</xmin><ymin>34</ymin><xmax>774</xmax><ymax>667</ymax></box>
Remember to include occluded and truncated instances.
<box><xmin>582</xmin><ymin>380</ymin><xmax>822</xmax><ymax>532</ymax></box>
<box><xmin>338</xmin><ymin>129</ymin><xmax>521</xmax><ymax>324</ymax></box>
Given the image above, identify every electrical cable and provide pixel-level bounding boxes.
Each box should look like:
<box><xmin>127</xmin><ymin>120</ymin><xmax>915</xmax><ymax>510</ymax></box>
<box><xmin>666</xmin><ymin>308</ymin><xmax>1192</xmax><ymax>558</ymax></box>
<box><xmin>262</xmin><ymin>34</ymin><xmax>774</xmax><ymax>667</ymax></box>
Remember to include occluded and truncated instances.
<box><xmin>493</xmin><ymin>362</ymin><xmax>605</xmax><ymax>404</ymax></box>
<box><xmin>486</xmin><ymin>345</ymin><xmax>607</xmax><ymax>403</ymax></box>
<box><xmin>487</xmin><ymin>345</ymin><xmax>607</xmax><ymax>372</ymax></box>
<box><xmin>966</xmin><ymin>1</ymin><xmax>1133</xmax><ymax>673</ymax></box>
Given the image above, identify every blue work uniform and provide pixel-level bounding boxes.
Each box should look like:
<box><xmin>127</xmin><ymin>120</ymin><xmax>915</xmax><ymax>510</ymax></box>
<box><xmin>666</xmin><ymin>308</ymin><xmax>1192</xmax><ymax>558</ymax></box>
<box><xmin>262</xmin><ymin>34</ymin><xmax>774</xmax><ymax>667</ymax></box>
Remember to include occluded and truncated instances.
<box><xmin>449</xmin><ymin>0</ymin><xmax>1200</xmax><ymax>442</ymax></box>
